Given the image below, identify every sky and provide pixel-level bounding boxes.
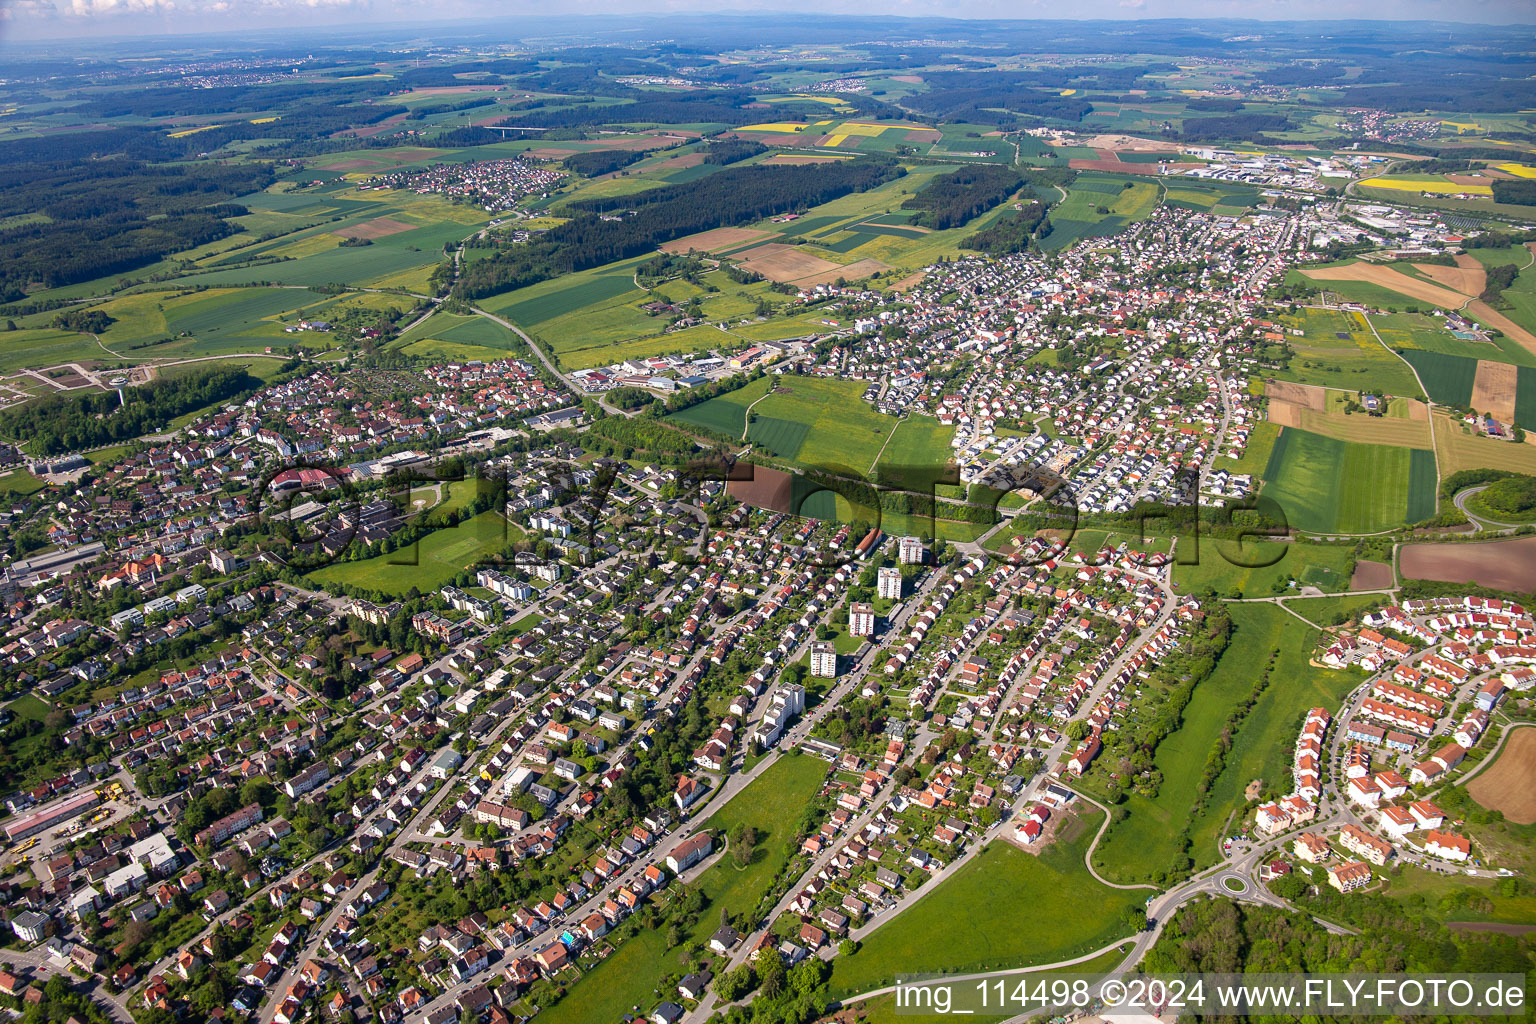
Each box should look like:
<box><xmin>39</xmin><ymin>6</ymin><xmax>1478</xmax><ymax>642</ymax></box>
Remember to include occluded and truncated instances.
<box><xmin>1</xmin><ymin>0</ymin><xmax>1533</xmax><ymax>41</ymax></box>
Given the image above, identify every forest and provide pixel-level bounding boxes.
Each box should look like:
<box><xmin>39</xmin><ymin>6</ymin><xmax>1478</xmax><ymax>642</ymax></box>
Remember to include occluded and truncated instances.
<box><xmin>0</xmin><ymin>366</ymin><xmax>259</xmax><ymax>454</ymax></box>
<box><xmin>901</xmin><ymin>164</ymin><xmax>1021</xmax><ymax>230</ymax></box>
<box><xmin>1178</xmin><ymin>113</ymin><xmax>1295</xmax><ymax>142</ymax></box>
<box><xmin>454</xmin><ymin>159</ymin><xmax>903</xmax><ymax>299</ymax></box>
<box><xmin>1491</xmin><ymin>179</ymin><xmax>1536</xmax><ymax>207</ymax></box>
<box><xmin>960</xmin><ymin>199</ymin><xmax>1052</xmax><ymax>253</ymax></box>
<box><xmin>0</xmin><ymin>154</ymin><xmax>272</xmax><ymax>299</ymax></box>
<box><xmin>563</xmin><ymin>148</ymin><xmax>648</xmax><ymax>176</ymax></box>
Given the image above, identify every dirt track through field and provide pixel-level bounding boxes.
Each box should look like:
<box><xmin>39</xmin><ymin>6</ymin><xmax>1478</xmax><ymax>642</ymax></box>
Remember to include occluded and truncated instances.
<box><xmin>1301</xmin><ymin>263</ymin><xmax>1470</xmax><ymax>310</ymax></box>
<box><xmin>1471</xmin><ymin>360</ymin><xmax>1519</xmax><ymax>423</ymax></box>
<box><xmin>1467</xmin><ymin>728</ymin><xmax>1536</xmax><ymax>824</ymax></box>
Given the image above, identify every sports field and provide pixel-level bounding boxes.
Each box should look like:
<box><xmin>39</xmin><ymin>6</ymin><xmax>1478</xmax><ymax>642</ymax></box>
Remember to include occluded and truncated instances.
<box><xmin>1260</xmin><ymin>427</ymin><xmax>1437</xmax><ymax>533</ymax></box>
<box><xmin>307</xmin><ymin>510</ymin><xmax>524</xmax><ymax>596</ymax></box>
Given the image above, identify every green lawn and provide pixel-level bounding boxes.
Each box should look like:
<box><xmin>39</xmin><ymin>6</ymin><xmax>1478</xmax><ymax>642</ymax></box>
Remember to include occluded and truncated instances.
<box><xmin>827</xmin><ymin>811</ymin><xmax>1142</xmax><ymax>998</ymax></box>
<box><xmin>534</xmin><ymin>753</ymin><xmax>827</xmax><ymax>1024</ymax></box>
<box><xmin>669</xmin><ymin>375</ymin><xmax>900</xmax><ymax>474</ymax></box>
<box><xmin>1220</xmin><ymin>419</ymin><xmax>1281</xmax><ymax>479</ymax></box>
<box><xmin>306</xmin><ymin>509</ymin><xmax>524</xmax><ymax>596</ymax></box>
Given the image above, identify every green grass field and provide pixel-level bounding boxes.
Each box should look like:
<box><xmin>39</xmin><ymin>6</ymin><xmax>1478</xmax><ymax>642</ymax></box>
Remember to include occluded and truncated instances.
<box><xmin>1260</xmin><ymin>427</ymin><xmax>1436</xmax><ymax>534</ymax></box>
<box><xmin>669</xmin><ymin>375</ymin><xmax>898</xmax><ymax>473</ymax></box>
<box><xmin>747</xmin><ymin>414</ymin><xmax>812</xmax><ymax>459</ymax></box>
<box><xmin>0</xmin><ymin>328</ymin><xmax>108</xmax><ymax>373</ymax></box>
<box><xmin>1184</xmin><ymin>605</ymin><xmax>1357</xmax><ymax>857</ymax></box>
<box><xmin>306</xmin><ymin>509</ymin><xmax>524</xmax><ymax>596</ymax></box>
<box><xmin>827</xmin><ymin>812</ymin><xmax>1143</xmax><ymax>998</ymax></box>
<box><xmin>747</xmin><ymin>375</ymin><xmax>898</xmax><ymax>472</ymax></box>
<box><xmin>1172</xmin><ymin>538</ymin><xmax>1354</xmax><ymax>596</ymax></box>
<box><xmin>534</xmin><ymin>753</ymin><xmax>827</xmax><ymax>1024</ymax></box>
<box><xmin>874</xmin><ymin>415</ymin><xmax>957</xmax><ymax>485</ymax></box>
<box><xmin>1091</xmin><ymin>604</ymin><xmax>1353</xmax><ymax>880</ymax></box>
<box><xmin>1374</xmin><ymin>311</ymin><xmax>1536</xmax><ymax>370</ymax></box>
<box><xmin>1037</xmin><ymin>176</ymin><xmax>1160</xmax><ymax>252</ymax></box>
<box><xmin>1397</xmin><ymin>349</ymin><xmax>1478</xmax><ymax>407</ymax></box>
<box><xmin>667</xmin><ymin>376</ymin><xmax>772</xmax><ymax>437</ymax></box>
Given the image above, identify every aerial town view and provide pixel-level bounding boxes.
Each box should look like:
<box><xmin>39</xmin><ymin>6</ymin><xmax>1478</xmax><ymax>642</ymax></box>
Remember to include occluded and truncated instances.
<box><xmin>0</xmin><ymin>3</ymin><xmax>1535</xmax><ymax>1024</ymax></box>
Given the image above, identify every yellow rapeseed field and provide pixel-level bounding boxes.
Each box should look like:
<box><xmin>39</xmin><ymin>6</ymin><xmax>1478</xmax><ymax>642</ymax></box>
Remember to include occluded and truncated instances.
<box><xmin>739</xmin><ymin>122</ymin><xmax>810</xmax><ymax>133</ymax></box>
<box><xmin>1358</xmin><ymin>177</ymin><xmax>1492</xmax><ymax>196</ymax></box>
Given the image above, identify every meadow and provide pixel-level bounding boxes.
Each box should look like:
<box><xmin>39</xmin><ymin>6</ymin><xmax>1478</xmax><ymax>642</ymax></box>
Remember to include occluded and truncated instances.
<box><xmin>1260</xmin><ymin>427</ymin><xmax>1437</xmax><ymax>534</ymax></box>
<box><xmin>1171</xmin><ymin>538</ymin><xmax>1354</xmax><ymax>596</ymax></box>
<box><xmin>306</xmin><ymin>509</ymin><xmax>524</xmax><ymax>596</ymax></box>
<box><xmin>667</xmin><ymin>376</ymin><xmax>773</xmax><ymax>437</ymax></box>
<box><xmin>826</xmin><ymin>814</ymin><xmax>1144</xmax><ymax>998</ymax></box>
<box><xmin>1037</xmin><ymin>175</ymin><xmax>1161</xmax><ymax>252</ymax></box>
<box><xmin>1270</xmin><ymin>307</ymin><xmax>1425</xmax><ymax>398</ymax></box>
<box><xmin>1181</xmin><ymin>605</ymin><xmax>1356</xmax><ymax>858</ymax></box>
<box><xmin>873</xmin><ymin>415</ymin><xmax>958</xmax><ymax>487</ymax></box>
<box><xmin>745</xmin><ymin>375</ymin><xmax>900</xmax><ymax>471</ymax></box>
<box><xmin>1433</xmin><ymin>412</ymin><xmax>1536</xmax><ymax>477</ymax></box>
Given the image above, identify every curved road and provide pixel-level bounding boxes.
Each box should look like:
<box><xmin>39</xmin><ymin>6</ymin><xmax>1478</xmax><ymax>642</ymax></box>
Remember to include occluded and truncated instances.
<box><xmin>1454</xmin><ymin>485</ymin><xmax>1526</xmax><ymax>533</ymax></box>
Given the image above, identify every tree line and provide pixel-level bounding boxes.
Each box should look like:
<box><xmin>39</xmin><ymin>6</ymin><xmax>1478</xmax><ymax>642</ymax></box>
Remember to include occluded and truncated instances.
<box><xmin>0</xmin><ymin>366</ymin><xmax>258</xmax><ymax>455</ymax></box>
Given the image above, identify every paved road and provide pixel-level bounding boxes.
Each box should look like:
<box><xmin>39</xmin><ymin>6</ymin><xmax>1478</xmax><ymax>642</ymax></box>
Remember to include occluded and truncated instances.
<box><xmin>0</xmin><ymin>946</ymin><xmax>137</xmax><ymax>1024</ymax></box>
